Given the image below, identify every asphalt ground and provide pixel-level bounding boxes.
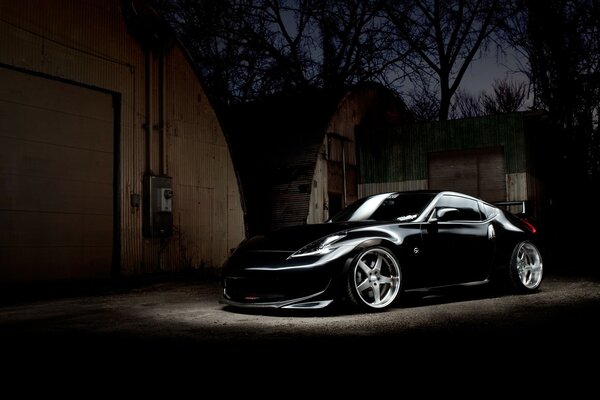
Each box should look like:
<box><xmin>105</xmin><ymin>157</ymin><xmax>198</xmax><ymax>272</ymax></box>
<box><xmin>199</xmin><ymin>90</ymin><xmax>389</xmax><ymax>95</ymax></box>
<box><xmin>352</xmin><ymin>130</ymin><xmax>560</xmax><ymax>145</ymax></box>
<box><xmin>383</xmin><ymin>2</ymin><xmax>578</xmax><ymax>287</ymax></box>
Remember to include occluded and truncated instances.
<box><xmin>1</xmin><ymin>267</ymin><xmax>598</xmax><ymax>393</ymax></box>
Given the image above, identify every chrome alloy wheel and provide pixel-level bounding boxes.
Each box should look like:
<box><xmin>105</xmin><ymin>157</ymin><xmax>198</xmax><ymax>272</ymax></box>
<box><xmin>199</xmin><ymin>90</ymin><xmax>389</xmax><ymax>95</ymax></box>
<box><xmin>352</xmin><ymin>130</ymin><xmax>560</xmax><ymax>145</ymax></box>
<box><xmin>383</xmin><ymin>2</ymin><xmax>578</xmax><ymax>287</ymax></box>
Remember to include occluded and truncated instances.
<box><xmin>352</xmin><ymin>248</ymin><xmax>401</xmax><ymax>309</ymax></box>
<box><xmin>515</xmin><ymin>242</ymin><xmax>543</xmax><ymax>290</ymax></box>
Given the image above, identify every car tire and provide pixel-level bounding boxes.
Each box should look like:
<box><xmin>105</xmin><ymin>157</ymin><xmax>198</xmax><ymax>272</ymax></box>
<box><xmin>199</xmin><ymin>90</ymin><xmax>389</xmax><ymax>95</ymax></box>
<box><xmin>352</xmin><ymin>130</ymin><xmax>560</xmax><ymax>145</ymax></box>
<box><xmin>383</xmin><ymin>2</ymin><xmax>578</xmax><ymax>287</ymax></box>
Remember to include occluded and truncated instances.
<box><xmin>508</xmin><ymin>241</ymin><xmax>543</xmax><ymax>292</ymax></box>
<box><xmin>345</xmin><ymin>246</ymin><xmax>402</xmax><ymax>311</ymax></box>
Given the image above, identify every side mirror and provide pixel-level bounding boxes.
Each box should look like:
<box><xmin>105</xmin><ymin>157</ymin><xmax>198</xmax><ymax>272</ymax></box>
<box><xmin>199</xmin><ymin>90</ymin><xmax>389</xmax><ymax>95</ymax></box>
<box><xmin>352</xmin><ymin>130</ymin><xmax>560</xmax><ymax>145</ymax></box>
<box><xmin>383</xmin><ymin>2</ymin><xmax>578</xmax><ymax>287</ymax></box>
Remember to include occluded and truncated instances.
<box><xmin>435</xmin><ymin>207</ymin><xmax>460</xmax><ymax>222</ymax></box>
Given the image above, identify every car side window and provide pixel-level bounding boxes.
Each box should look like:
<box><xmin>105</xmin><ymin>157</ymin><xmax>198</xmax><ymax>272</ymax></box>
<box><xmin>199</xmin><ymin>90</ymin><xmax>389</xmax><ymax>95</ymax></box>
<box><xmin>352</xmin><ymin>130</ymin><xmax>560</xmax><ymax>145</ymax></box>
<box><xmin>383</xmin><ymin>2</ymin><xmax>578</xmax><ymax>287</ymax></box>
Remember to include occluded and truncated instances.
<box><xmin>435</xmin><ymin>195</ymin><xmax>482</xmax><ymax>222</ymax></box>
<box><xmin>369</xmin><ymin>193</ymin><xmax>435</xmax><ymax>221</ymax></box>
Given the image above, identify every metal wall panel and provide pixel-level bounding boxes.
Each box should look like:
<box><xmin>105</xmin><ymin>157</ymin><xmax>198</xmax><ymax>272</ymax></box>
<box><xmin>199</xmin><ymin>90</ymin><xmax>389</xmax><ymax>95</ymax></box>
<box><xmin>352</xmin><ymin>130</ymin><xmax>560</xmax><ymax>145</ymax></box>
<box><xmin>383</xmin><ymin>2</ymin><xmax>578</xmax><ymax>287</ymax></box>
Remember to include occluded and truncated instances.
<box><xmin>0</xmin><ymin>67</ymin><xmax>114</xmax><ymax>283</ymax></box>
<box><xmin>306</xmin><ymin>154</ymin><xmax>328</xmax><ymax>224</ymax></box>
<box><xmin>428</xmin><ymin>147</ymin><xmax>506</xmax><ymax>203</ymax></box>
<box><xmin>0</xmin><ymin>0</ymin><xmax>244</xmax><ymax>281</ymax></box>
<box><xmin>165</xmin><ymin>47</ymin><xmax>244</xmax><ymax>269</ymax></box>
<box><xmin>356</xmin><ymin>112</ymin><xmax>549</xmax><ymax>219</ymax></box>
<box><xmin>358</xmin><ymin>180</ymin><xmax>427</xmax><ymax>198</ymax></box>
<box><xmin>357</xmin><ymin>113</ymin><xmax>529</xmax><ymax>185</ymax></box>
<box><xmin>324</xmin><ymin>85</ymin><xmax>405</xmax><ymax>211</ymax></box>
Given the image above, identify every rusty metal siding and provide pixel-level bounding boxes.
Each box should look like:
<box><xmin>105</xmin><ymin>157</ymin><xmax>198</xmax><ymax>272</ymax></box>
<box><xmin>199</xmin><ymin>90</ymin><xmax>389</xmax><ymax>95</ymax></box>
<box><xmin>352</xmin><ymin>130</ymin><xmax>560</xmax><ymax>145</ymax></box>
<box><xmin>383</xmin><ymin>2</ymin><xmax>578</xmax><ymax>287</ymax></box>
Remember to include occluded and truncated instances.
<box><xmin>164</xmin><ymin>47</ymin><xmax>244</xmax><ymax>269</ymax></box>
<box><xmin>0</xmin><ymin>1</ymin><xmax>138</xmax><ymax>80</ymax></box>
<box><xmin>325</xmin><ymin>84</ymin><xmax>409</xmax><ymax>211</ymax></box>
<box><xmin>358</xmin><ymin>180</ymin><xmax>428</xmax><ymax>198</ymax></box>
<box><xmin>268</xmin><ymin>136</ymin><xmax>323</xmax><ymax>230</ymax></box>
<box><xmin>356</xmin><ymin>112</ymin><xmax>550</xmax><ymax>220</ymax></box>
<box><xmin>357</xmin><ymin>113</ymin><xmax>529</xmax><ymax>185</ymax></box>
<box><xmin>0</xmin><ymin>0</ymin><xmax>244</xmax><ymax>279</ymax></box>
<box><xmin>223</xmin><ymin>89</ymin><xmax>339</xmax><ymax>236</ymax></box>
<box><xmin>306</xmin><ymin>151</ymin><xmax>328</xmax><ymax>223</ymax></box>
<box><xmin>425</xmin><ymin>114</ymin><xmax>526</xmax><ymax>174</ymax></box>
<box><xmin>327</xmin><ymin>84</ymin><xmax>408</xmax><ymax>166</ymax></box>
<box><xmin>428</xmin><ymin>147</ymin><xmax>506</xmax><ymax>202</ymax></box>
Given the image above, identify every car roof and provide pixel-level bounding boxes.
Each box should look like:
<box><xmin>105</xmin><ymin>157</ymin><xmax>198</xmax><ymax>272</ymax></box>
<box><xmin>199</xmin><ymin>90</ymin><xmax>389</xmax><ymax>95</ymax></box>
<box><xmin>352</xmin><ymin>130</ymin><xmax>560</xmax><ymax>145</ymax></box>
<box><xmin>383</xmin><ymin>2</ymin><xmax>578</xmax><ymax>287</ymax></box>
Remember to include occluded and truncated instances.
<box><xmin>374</xmin><ymin>189</ymin><xmax>469</xmax><ymax>198</ymax></box>
<box><xmin>365</xmin><ymin>189</ymin><xmax>497</xmax><ymax>207</ymax></box>
<box><xmin>373</xmin><ymin>189</ymin><xmax>496</xmax><ymax>209</ymax></box>
<box><xmin>390</xmin><ymin>189</ymin><xmax>483</xmax><ymax>198</ymax></box>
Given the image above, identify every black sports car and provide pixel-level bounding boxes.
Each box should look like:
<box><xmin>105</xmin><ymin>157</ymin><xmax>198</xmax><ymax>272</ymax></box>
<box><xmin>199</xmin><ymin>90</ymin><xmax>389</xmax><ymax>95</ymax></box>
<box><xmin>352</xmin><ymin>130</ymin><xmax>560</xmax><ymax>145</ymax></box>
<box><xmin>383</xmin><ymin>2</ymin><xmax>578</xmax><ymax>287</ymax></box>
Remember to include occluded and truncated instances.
<box><xmin>221</xmin><ymin>190</ymin><xmax>543</xmax><ymax>311</ymax></box>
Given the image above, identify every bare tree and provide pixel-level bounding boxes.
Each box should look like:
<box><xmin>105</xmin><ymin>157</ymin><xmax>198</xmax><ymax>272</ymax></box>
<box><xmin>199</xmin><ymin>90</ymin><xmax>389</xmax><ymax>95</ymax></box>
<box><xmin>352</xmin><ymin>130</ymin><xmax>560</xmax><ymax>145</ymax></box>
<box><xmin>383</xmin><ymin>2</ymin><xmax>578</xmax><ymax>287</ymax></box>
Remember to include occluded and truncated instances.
<box><xmin>156</xmin><ymin>0</ymin><xmax>395</xmax><ymax>109</ymax></box>
<box><xmin>406</xmin><ymin>86</ymin><xmax>440</xmax><ymax>121</ymax></box>
<box><xmin>499</xmin><ymin>0</ymin><xmax>600</xmax><ymax>265</ymax></box>
<box><xmin>383</xmin><ymin>0</ymin><xmax>512</xmax><ymax>121</ymax></box>
<box><xmin>480</xmin><ymin>78</ymin><xmax>528</xmax><ymax>114</ymax></box>
<box><xmin>451</xmin><ymin>77</ymin><xmax>528</xmax><ymax>118</ymax></box>
<box><xmin>503</xmin><ymin>0</ymin><xmax>600</xmax><ymax>181</ymax></box>
<box><xmin>156</xmin><ymin>0</ymin><xmax>315</xmax><ymax>108</ymax></box>
<box><xmin>310</xmin><ymin>0</ymin><xmax>392</xmax><ymax>90</ymax></box>
<box><xmin>451</xmin><ymin>88</ymin><xmax>484</xmax><ymax>118</ymax></box>
<box><xmin>158</xmin><ymin>0</ymin><xmax>522</xmax><ymax>122</ymax></box>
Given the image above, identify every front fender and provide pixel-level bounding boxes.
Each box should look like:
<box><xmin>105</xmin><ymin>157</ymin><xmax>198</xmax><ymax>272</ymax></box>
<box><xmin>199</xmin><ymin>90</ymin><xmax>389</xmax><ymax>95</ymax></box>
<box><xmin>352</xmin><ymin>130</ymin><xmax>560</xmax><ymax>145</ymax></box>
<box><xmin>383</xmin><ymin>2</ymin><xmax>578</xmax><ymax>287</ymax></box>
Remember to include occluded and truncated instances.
<box><xmin>340</xmin><ymin>238</ymin><xmax>401</xmax><ymax>276</ymax></box>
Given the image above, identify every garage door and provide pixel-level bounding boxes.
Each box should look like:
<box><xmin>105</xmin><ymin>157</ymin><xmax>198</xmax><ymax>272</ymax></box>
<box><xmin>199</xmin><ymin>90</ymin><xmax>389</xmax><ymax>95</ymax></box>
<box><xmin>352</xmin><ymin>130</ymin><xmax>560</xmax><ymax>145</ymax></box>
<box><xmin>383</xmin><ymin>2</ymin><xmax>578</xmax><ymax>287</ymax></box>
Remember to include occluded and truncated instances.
<box><xmin>0</xmin><ymin>67</ymin><xmax>115</xmax><ymax>283</ymax></box>
<box><xmin>428</xmin><ymin>147</ymin><xmax>506</xmax><ymax>203</ymax></box>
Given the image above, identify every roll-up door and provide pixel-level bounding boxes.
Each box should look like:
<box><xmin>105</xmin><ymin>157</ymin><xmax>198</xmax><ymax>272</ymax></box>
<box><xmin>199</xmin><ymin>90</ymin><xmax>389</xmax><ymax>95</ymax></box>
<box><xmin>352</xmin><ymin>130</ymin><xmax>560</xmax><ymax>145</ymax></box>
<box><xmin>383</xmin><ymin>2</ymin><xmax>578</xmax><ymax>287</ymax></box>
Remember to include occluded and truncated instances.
<box><xmin>0</xmin><ymin>67</ymin><xmax>115</xmax><ymax>283</ymax></box>
<box><xmin>428</xmin><ymin>147</ymin><xmax>505</xmax><ymax>203</ymax></box>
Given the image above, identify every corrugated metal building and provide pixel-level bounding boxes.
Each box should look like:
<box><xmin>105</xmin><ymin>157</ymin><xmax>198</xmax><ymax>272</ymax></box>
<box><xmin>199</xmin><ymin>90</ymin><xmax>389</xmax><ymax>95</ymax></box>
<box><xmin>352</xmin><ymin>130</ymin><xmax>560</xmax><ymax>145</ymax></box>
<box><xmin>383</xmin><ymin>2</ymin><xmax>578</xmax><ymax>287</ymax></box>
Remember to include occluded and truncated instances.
<box><xmin>0</xmin><ymin>0</ymin><xmax>245</xmax><ymax>284</ymax></box>
<box><xmin>224</xmin><ymin>83</ymin><xmax>410</xmax><ymax>236</ymax></box>
<box><xmin>357</xmin><ymin>111</ymin><xmax>550</xmax><ymax>221</ymax></box>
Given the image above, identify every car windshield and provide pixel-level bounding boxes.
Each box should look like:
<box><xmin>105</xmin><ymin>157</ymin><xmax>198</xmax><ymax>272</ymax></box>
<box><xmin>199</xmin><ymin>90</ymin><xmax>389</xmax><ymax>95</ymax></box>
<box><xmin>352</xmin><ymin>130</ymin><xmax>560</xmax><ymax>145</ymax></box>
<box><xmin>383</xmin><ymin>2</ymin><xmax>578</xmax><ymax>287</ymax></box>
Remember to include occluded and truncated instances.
<box><xmin>330</xmin><ymin>192</ymin><xmax>436</xmax><ymax>223</ymax></box>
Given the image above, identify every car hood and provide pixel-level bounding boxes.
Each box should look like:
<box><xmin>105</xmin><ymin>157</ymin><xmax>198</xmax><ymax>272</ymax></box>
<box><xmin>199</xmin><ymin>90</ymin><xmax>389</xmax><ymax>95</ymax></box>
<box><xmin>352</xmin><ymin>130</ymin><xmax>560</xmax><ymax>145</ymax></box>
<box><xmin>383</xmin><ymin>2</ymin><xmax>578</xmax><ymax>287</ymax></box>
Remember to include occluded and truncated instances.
<box><xmin>235</xmin><ymin>221</ymin><xmax>381</xmax><ymax>253</ymax></box>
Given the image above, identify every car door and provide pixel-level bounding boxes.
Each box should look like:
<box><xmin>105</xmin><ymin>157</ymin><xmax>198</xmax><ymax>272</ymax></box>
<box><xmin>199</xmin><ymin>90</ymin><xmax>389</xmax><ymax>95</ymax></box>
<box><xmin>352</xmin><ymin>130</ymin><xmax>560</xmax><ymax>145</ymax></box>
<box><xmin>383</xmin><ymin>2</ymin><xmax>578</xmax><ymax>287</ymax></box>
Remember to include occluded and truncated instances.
<box><xmin>420</xmin><ymin>195</ymin><xmax>495</xmax><ymax>286</ymax></box>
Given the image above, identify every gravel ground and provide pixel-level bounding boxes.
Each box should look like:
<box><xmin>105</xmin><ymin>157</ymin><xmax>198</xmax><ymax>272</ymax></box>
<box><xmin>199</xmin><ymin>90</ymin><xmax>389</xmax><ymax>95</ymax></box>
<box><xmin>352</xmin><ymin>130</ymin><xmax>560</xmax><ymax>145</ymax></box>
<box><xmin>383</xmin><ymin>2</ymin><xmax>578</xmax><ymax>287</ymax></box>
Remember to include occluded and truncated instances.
<box><xmin>1</xmin><ymin>270</ymin><xmax>598</xmax><ymax>392</ymax></box>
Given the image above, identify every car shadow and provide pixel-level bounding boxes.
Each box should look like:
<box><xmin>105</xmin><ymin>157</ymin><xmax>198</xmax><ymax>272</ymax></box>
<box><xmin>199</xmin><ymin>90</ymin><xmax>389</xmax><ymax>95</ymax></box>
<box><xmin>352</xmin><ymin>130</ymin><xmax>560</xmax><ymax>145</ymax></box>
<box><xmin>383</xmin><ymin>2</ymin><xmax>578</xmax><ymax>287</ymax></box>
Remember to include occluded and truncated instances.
<box><xmin>395</xmin><ymin>281</ymin><xmax>510</xmax><ymax>309</ymax></box>
<box><xmin>220</xmin><ymin>303</ymin><xmax>347</xmax><ymax>317</ymax></box>
<box><xmin>220</xmin><ymin>282</ymin><xmax>512</xmax><ymax>317</ymax></box>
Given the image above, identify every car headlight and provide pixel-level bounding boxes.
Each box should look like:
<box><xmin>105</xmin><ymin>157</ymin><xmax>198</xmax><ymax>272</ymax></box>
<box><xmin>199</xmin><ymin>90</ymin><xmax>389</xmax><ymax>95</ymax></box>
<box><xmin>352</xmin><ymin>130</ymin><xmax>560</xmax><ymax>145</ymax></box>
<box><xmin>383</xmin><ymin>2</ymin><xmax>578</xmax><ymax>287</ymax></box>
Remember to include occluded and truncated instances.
<box><xmin>289</xmin><ymin>233</ymin><xmax>347</xmax><ymax>258</ymax></box>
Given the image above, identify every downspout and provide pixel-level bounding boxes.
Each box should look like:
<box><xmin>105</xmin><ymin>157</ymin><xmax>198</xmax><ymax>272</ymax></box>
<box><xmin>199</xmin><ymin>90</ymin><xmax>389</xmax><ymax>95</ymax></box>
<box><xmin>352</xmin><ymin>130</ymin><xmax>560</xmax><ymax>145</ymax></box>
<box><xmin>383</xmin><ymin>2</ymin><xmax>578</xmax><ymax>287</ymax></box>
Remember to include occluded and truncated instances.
<box><xmin>327</xmin><ymin>131</ymin><xmax>350</xmax><ymax>208</ymax></box>
<box><xmin>159</xmin><ymin>51</ymin><xmax>167</xmax><ymax>175</ymax></box>
<box><xmin>144</xmin><ymin>49</ymin><xmax>153</xmax><ymax>174</ymax></box>
<box><xmin>342</xmin><ymin>140</ymin><xmax>347</xmax><ymax>208</ymax></box>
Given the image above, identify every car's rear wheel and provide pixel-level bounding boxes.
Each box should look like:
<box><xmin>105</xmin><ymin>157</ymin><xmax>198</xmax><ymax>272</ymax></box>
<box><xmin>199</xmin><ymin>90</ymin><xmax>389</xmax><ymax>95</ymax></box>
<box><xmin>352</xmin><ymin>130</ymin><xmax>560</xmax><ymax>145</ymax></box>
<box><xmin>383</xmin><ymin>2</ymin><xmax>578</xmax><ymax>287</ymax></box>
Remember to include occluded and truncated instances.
<box><xmin>509</xmin><ymin>241</ymin><xmax>543</xmax><ymax>292</ymax></box>
<box><xmin>345</xmin><ymin>246</ymin><xmax>402</xmax><ymax>311</ymax></box>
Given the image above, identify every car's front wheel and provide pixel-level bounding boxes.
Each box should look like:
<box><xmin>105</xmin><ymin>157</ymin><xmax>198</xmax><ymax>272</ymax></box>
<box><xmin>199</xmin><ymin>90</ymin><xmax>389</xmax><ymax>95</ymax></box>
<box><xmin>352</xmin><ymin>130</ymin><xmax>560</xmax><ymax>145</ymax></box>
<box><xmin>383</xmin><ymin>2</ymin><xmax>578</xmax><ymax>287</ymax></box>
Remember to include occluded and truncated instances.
<box><xmin>345</xmin><ymin>246</ymin><xmax>402</xmax><ymax>311</ymax></box>
<box><xmin>508</xmin><ymin>241</ymin><xmax>543</xmax><ymax>292</ymax></box>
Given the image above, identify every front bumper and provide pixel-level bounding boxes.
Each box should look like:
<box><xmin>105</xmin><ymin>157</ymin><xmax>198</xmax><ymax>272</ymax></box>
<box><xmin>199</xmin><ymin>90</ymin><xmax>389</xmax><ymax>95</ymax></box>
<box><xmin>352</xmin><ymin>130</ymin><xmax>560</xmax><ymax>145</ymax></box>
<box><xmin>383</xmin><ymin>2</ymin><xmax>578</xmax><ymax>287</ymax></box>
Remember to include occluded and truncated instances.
<box><xmin>221</xmin><ymin>243</ymin><xmax>357</xmax><ymax>310</ymax></box>
<box><xmin>221</xmin><ymin>273</ymin><xmax>335</xmax><ymax>309</ymax></box>
<box><xmin>220</xmin><ymin>289</ymin><xmax>334</xmax><ymax>309</ymax></box>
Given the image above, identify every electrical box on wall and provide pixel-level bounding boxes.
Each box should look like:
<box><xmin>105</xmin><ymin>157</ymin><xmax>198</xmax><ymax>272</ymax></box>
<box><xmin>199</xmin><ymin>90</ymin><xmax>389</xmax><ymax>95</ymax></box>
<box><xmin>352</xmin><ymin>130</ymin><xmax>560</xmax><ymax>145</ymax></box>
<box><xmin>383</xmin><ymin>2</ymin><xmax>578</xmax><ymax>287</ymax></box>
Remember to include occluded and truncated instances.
<box><xmin>143</xmin><ymin>175</ymin><xmax>173</xmax><ymax>237</ymax></box>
